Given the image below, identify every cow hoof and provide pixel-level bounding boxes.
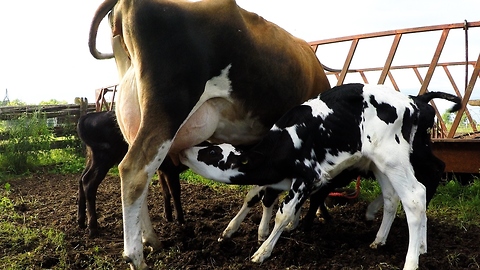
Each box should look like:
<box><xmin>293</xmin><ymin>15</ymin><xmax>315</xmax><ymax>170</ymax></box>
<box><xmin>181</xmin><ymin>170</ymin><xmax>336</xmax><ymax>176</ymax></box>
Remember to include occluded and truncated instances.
<box><xmin>144</xmin><ymin>238</ymin><xmax>162</xmax><ymax>251</ymax></box>
<box><xmin>123</xmin><ymin>253</ymin><xmax>150</xmax><ymax>270</ymax></box>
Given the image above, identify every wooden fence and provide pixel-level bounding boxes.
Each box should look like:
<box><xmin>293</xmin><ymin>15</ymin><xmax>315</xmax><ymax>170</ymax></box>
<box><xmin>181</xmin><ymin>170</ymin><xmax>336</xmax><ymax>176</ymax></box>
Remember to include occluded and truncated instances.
<box><xmin>0</xmin><ymin>99</ymin><xmax>96</xmax><ymax>150</ymax></box>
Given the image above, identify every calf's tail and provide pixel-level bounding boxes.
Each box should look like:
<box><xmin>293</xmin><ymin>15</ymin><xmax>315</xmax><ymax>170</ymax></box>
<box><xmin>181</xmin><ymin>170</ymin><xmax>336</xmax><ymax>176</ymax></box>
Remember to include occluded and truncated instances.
<box><xmin>414</xmin><ymin>92</ymin><xmax>462</xmax><ymax>112</ymax></box>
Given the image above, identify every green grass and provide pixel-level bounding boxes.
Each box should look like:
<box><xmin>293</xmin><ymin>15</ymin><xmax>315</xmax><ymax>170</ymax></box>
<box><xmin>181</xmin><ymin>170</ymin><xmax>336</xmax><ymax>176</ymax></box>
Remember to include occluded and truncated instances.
<box><xmin>180</xmin><ymin>169</ymin><xmax>250</xmax><ymax>192</ymax></box>
<box><xmin>428</xmin><ymin>179</ymin><xmax>480</xmax><ymax>226</ymax></box>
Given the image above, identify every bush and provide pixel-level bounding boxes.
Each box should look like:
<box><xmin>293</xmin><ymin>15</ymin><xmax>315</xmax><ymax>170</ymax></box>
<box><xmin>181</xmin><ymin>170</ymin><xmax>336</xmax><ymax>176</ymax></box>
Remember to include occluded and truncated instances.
<box><xmin>0</xmin><ymin>112</ymin><xmax>54</xmax><ymax>174</ymax></box>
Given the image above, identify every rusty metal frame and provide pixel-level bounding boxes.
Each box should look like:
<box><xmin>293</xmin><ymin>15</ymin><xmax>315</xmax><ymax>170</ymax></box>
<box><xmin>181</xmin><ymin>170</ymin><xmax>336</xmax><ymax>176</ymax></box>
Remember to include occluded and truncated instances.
<box><xmin>309</xmin><ymin>21</ymin><xmax>480</xmax><ymax>139</ymax></box>
<box><xmin>95</xmin><ymin>85</ymin><xmax>117</xmax><ymax>112</ymax></box>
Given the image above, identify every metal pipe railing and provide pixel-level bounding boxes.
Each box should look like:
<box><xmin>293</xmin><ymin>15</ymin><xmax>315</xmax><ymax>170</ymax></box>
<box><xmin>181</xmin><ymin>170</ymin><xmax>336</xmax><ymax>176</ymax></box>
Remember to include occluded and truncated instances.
<box><xmin>309</xmin><ymin>21</ymin><xmax>480</xmax><ymax>139</ymax></box>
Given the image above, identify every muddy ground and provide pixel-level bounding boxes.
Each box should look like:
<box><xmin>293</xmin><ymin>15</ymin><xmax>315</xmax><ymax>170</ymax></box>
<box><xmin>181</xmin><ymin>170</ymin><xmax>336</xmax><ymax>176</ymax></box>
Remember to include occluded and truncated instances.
<box><xmin>5</xmin><ymin>171</ymin><xmax>480</xmax><ymax>269</ymax></box>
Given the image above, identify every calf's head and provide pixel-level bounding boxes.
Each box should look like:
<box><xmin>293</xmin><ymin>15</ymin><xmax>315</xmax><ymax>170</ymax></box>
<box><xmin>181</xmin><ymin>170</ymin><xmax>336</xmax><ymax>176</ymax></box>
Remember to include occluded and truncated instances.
<box><xmin>180</xmin><ymin>141</ymin><xmax>287</xmax><ymax>186</ymax></box>
<box><xmin>180</xmin><ymin>143</ymin><xmax>244</xmax><ymax>182</ymax></box>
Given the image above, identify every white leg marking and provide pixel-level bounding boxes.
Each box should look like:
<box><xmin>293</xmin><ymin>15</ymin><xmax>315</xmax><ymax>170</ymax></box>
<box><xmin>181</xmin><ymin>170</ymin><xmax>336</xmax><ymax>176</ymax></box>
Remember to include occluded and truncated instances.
<box><xmin>285</xmin><ymin>209</ymin><xmax>301</xmax><ymax>232</ymax></box>
<box><xmin>371</xmin><ymin>162</ymin><xmax>426</xmax><ymax>270</ymax></box>
<box><xmin>370</xmin><ymin>168</ymin><xmax>399</xmax><ymax>249</ymax></box>
<box><xmin>258</xmin><ymin>196</ymin><xmax>276</xmax><ymax>242</ymax></box>
<box><xmin>122</xmin><ymin>142</ymin><xmax>172</xmax><ymax>269</ymax></box>
<box><xmin>122</xmin><ymin>190</ymin><xmax>148</xmax><ymax>269</ymax></box>
<box><xmin>140</xmin><ymin>197</ymin><xmax>161</xmax><ymax>250</ymax></box>
<box><xmin>219</xmin><ymin>186</ymin><xmax>265</xmax><ymax>241</ymax></box>
<box><xmin>251</xmin><ymin>180</ymin><xmax>303</xmax><ymax>263</ymax></box>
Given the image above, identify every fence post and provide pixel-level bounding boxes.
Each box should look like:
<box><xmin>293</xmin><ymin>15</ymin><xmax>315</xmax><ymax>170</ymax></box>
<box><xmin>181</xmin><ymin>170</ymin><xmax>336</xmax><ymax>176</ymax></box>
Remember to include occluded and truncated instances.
<box><xmin>75</xmin><ymin>97</ymin><xmax>89</xmax><ymax>117</ymax></box>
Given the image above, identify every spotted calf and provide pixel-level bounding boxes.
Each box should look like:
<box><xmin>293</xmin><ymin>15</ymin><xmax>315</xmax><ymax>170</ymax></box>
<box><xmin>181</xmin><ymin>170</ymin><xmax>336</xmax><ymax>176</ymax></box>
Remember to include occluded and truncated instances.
<box><xmin>180</xmin><ymin>83</ymin><xmax>461</xmax><ymax>270</ymax></box>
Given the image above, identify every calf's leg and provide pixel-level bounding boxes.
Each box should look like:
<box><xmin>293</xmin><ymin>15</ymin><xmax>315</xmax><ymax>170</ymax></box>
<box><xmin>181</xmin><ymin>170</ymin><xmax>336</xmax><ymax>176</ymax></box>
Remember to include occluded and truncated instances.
<box><xmin>371</xmin><ymin>164</ymin><xmax>426</xmax><ymax>270</ymax></box>
<box><xmin>251</xmin><ymin>178</ymin><xmax>310</xmax><ymax>263</ymax></box>
<box><xmin>159</xmin><ymin>158</ymin><xmax>186</xmax><ymax>224</ymax></box>
<box><xmin>157</xmin><ymin>171</ymin><xmax>174</xmax><ymax>222</ymax></box>
<box><xmin>219</xmin><ymin>185</ymin><xmax>266</xmax><ymax>241</ymax></box>
<box><xmin>369</xmin><ymin>169</ymin><xmax>399</xmax><ymax>249</ymax></box>
<box><xmin>77</xmin><ymin>156</ymin><xmax>92</xmax><ymax>229</ymax></box>
<box><xmin>78</xmin><ymin>150</ymin><xmax>115</xmax><ymax>237</ymax></box>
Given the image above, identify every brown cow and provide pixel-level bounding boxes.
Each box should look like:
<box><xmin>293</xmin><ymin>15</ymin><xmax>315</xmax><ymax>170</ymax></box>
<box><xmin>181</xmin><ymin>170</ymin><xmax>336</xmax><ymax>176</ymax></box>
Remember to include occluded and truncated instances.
<box><xmin>89</xmin><ymin>0</ymin><xmax>330</xmax><ymax>268</ymax></box>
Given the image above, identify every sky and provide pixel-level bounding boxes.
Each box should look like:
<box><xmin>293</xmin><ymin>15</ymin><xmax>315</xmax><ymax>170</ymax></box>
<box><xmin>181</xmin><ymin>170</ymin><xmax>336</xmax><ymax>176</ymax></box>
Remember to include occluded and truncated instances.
<box><xmin>0</xmin><ymin>0</ymin><xmax>479</xmax><ymax>114</ymax></box>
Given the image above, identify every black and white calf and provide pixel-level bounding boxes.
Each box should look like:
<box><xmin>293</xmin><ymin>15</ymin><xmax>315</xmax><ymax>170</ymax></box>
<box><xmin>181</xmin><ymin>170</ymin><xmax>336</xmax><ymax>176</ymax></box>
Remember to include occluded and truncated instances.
<box><xmin>180</xmin><ymin>83</ymin><xmax>461</xmax><ymax>270</ymax></box>
<box><xmin>77</xmin><ymin>111</ymin><xmax>186</xmax><ymax>237</ymax></box>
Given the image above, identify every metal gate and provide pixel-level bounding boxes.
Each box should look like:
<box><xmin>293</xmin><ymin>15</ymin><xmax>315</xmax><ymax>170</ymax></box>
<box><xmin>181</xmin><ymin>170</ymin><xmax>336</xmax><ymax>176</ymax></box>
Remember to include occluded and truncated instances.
<box><xmin>309</xmin><ymin>21</ymin><xmax>480</xmax><ymax>174</ymax></box>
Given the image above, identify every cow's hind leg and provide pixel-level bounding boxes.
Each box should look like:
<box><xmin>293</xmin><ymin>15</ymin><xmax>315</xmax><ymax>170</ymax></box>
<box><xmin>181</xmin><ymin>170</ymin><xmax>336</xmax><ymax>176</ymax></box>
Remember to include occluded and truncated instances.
<box><xmin>119</xmin><ymin>138</ymin><xmax>171</xmax><ymax>270</ymax></box>
<box><xmin>140</xmin><ymin>196</ymin><xmax>162</xmax><ymax>250</ymax></box>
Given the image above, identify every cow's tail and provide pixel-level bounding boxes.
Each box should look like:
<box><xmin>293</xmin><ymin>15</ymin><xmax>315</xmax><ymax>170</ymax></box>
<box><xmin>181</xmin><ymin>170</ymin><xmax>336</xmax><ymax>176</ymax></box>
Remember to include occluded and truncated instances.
<box><xmin>415</xmin><ymin>92</ymin><xmax>462</xmax><ymax>113</ymax></box>
<box><xmin>88</xmin><ymin>0</ymin><xmax>118</xmax><ymax>59</ymax></box>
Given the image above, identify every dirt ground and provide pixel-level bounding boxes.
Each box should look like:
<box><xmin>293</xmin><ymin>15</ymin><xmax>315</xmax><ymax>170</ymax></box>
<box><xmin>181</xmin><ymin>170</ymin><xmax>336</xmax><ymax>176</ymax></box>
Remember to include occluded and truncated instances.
<box><xmin>6</xmin><ymin>171</ymin><xmax>480</xmax><ymax>269</ymax></box>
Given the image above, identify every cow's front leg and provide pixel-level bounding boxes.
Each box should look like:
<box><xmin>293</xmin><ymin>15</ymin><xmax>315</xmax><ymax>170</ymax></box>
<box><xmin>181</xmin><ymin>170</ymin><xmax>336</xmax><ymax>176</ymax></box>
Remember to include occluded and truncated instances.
<box><xmin>251</xmin><ymin>178</ymin><xmax>309</xmax><ymax>263</ymax></box>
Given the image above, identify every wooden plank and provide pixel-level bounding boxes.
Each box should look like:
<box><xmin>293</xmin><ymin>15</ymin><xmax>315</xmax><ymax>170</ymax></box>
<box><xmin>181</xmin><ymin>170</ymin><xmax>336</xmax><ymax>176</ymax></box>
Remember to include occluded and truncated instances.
<box><xmin>432</xmin><ymin>139</ymin><xmax>480</xmax><ymax>174</ymax></box>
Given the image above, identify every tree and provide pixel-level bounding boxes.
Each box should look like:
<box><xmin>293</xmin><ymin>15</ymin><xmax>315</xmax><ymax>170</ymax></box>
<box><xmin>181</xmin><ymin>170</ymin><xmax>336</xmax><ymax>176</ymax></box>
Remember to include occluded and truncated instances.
<box><xmin>441</xmin><ymin>110</ymin><xmax>453</xmax><ymax>125</ymax></box>
<box><xmin>6</xmin><ymin>99</ymin><xmax>27</xmax><ymax>106</ymax></box>
<box><xmin>39</xmin><ymin>99</ymin><xmax>67</xmax><ymax>105</ymax></box>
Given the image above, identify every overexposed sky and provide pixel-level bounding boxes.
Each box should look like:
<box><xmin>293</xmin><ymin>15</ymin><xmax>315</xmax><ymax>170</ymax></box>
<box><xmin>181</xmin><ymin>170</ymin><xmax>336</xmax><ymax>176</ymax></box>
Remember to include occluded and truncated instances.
<box><xmin>0</xmin><ymin>0</ymin><xmax>479</xmax><ymax>106</ymax></box>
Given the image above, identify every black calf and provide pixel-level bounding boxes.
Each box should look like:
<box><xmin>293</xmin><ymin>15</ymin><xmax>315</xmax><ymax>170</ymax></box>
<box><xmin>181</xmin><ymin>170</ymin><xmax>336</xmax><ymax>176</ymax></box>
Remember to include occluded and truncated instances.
<box><xmin>77</xmin><ymin>111</ymin><xmax>185</xmax><ymax>237</ymax></box>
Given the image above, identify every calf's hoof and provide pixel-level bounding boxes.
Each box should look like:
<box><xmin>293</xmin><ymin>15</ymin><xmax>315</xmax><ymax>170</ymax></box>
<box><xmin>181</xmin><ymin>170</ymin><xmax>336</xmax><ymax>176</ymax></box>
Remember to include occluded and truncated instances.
<box><xmin>251</xmin><ymin>248</ymin><xmax>271</xmax><ymax>263</ymax></box>
<box><xmin>257</xmin><ymin>234</ymin><xmax>268</xmax><ymax>243</ymax></box>
<box><xmin>218</xmin><ymin>229</ymin><xmax>234</xmax><ymax>242</ymax></box>
<box><xmin>87</xmin><ymin>228</ymin><xmax>100</xmax><ymax>238</ymax></box>
<box><xmin>78</xmin><ymin>219</ymin><xmax>87</xmax><ymax>229</ymax></box>
<box><xmin>176</xmin><ymin>215</ymin><xmax>185</xmax><ymax>224</ymax></box>
<box><xmin>369</xmin><ymin>241</ymin><xmax>385</xmax><ymax>250</ymax></box>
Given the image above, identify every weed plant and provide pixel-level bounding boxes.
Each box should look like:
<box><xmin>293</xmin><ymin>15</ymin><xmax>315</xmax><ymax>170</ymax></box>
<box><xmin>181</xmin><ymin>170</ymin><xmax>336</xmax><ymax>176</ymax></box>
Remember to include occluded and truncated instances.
<box><xmin>0</xmin><ymin>112</ymin><xmax>84</xmax><ymax>175</ymax></box>
<box><xmin>0</xmin><ymin>112</ymin><xmax>53</xmax><ymax>174</ymax></box>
